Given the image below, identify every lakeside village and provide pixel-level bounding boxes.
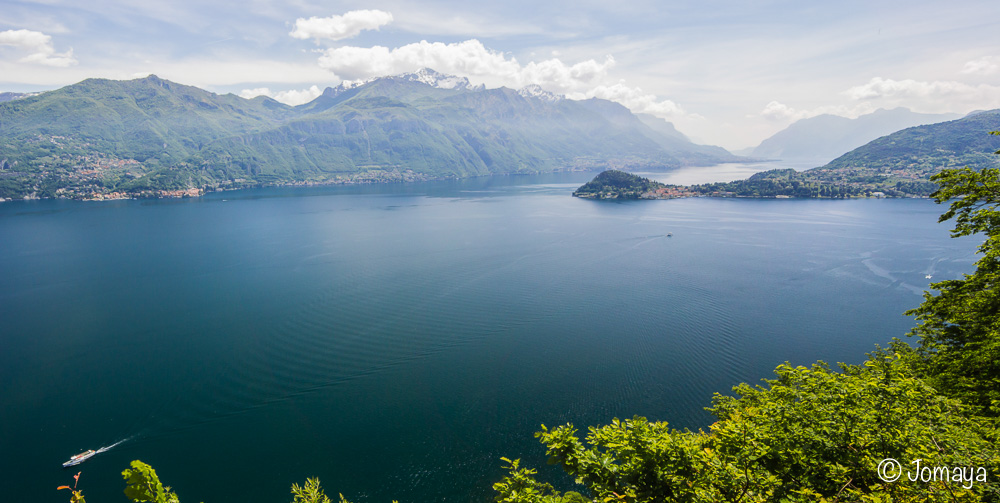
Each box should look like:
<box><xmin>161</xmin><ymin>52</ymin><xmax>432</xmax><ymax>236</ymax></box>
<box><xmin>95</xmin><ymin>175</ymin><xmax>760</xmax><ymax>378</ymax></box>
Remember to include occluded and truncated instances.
<box><xmin>1</xmin><ymin>134</ymin><xmax>926</xmax><ymax>202</ymax></box>
<box><xmin>0</xmin><ymin>134</ymin><xmax>434</xmax><ymax>202</ymax></box>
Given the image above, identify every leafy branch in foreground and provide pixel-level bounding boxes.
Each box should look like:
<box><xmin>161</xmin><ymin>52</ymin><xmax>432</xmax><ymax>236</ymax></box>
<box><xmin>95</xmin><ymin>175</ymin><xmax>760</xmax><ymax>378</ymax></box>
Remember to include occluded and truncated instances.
<box><xmin>290</xmin><ymin>478</ymin><xmax>333</xmax><ymax>503</ymax></box>
<box><xmin>903</xmin><ymin>132</ymin><xmax>1000</xmax><ymax>416</ymax></box>
<box><xmin>496</xmin><ymin>355</ymin><xmax>999</xmax><ymax>502</ymax></box>
<box><xmin>122</xmin><ymin>461</ymin><xmax>179</xmax><ymax>503</ymax></box>
<box><xmin>114</xmin><ymin>461</ymin><xmax>396</xmax><ymax>503</ymax></box>
<box><xmin>56</xmin><ymin>471</ymin><xmax>86</xmax><ymax>503</ymax></box>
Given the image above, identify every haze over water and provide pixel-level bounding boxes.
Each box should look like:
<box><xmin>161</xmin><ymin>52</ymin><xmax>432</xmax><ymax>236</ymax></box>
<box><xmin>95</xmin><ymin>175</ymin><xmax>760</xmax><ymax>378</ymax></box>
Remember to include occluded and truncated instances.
<box><xmin>0</xmin><ymin>170</ymin><xmax>977</xmax><ymax>503</ymax></box>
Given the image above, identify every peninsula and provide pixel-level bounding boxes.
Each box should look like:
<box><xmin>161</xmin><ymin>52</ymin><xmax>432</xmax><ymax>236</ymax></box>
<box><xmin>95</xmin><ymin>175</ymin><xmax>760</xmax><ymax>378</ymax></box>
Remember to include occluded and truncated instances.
<box><xmin>575</xmin><ymin>110</ymin><xmax>1000</xmax><ymax>200</ymax></box>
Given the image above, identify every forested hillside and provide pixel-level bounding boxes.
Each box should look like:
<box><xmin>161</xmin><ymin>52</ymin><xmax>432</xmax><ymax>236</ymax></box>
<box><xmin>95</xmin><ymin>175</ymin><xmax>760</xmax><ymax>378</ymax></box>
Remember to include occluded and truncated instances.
<box><xmin>0</xmin><ymin>72</ymin><xmax>742</xmax><ymax>200</ymax></box>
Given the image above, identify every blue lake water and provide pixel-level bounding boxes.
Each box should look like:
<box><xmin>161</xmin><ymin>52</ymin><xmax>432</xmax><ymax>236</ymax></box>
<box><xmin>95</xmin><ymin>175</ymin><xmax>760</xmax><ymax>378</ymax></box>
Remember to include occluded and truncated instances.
<box><xmin>0</xmin><ymin>171</ymin><xmax>977</xmax><ymax>502</ymax></box>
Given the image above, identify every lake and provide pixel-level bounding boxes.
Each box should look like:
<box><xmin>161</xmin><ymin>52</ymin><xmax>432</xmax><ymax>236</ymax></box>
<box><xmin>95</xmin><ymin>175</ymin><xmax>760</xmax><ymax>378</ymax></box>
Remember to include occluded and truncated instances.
<box><xmin>0</xmin><ymin>169</ymin><xmax>977</xmax><ymax>503</ymax></box>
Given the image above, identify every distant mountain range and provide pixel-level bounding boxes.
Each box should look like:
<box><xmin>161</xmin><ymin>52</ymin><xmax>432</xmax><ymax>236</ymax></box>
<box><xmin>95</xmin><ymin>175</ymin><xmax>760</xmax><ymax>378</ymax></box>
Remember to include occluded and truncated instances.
<box><xmin>747</xmin><ymin>108</ymin><xmax>962</xmax><ymax>164</ymax></box>
<box><xmin>0</xmin><ymin>69</ymin><xmax>742</xmax><ymax>200</ymax></box>
<box><xmin>683</xmin><ymin>109</ymin><xmax>1000</xmax><ymax>198</ymax></box>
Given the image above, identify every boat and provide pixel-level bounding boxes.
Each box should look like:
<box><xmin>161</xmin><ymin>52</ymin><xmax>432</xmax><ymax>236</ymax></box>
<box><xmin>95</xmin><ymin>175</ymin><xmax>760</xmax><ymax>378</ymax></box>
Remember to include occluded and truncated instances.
<box><xmin>62</xmin><ymin>450</ymin><xmax>97</xmax><ymax>467</ymax></box>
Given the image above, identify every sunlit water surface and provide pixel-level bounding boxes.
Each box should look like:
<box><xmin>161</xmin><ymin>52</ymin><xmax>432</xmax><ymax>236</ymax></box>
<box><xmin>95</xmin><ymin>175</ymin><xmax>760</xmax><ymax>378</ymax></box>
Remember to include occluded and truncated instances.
<box><xmin>0</xmin><ymin>168</ymin><xmax>976</xmax><ymax>503</ymax></box>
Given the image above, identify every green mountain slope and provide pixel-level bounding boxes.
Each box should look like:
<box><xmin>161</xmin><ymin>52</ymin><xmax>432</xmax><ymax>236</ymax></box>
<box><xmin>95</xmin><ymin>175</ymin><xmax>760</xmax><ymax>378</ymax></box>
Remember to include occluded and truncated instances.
<box><xmin>820</xmin><ymin>109</ymin><xmax>1000</xmax><ymax>174</ymax></box>
<box><xmin>0</xmin><ymin>72</ymin><xmax>744</xmax><ymax>199</ymax></box>
<box><xmin>675</xmin><ymin>111</ymin><xmax>1000</xmax><ymax>199</ymax></box>
<box><xmin>0</xmin><ymin>75</ymin><xmax>291</xmax><ymax>165</ymax></box>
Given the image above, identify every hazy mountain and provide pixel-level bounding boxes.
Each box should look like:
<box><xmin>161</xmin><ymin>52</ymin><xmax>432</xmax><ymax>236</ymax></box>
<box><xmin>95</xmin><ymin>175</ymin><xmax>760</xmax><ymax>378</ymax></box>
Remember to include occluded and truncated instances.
<box><xmin>819</xmin><ymin>109</ymin><xmax>1000</xmax><ymax>173</ymax></box>
<box><xmin>0</xmin><ymin>72</ymin><xmax>745</xmax><ymax>198</ymax></box>
<box><xmin>635</xmin><ymin>113</ymin><xmax>743</xmax><ymax>165</ymax></box>
<box><xmin>750</xmin><ymin>108</ymin><xmax>962</xmax><ymax>164</ymax></box>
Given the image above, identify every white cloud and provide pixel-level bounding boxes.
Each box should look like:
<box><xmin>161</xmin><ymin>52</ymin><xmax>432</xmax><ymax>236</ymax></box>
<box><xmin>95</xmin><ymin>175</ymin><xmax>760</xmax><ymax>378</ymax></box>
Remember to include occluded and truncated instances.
<box><xmin>756</xmin><ymin>100</ymin><xmax>877</xmax><ymax>122</ymax></box>
<box><xmin>844</xmin><ymin>77</ymin><xmax>1000</xmax><ymax>112</ymax></box>
<box><xmin>239</xmin><ymin>87</ymin><xmax>272</xmax><ymax>99</ymax></box>
<box><xmin>961</xmin><ymin>57</ymin><xmax>999</xmax><ymax>75</ymax></box>
<box><xmin>846</xmin><ymin>77</ymin><xmax>967</xmax><ymax>100</ymax></box>
<box><xmin>0</xmin><ymin>29</ymin><xmax>77</xmax><ymax>67</ymax></box>
<box><xmin>567</xmin><ymin>81</ymin><xmax>691</xmax><ymax>118</ymax></box>
<box><xmin>271</xmin><ymin>86</ymin><xmax>323</xmax><ymax>105</ymax></box>
<box><xmin>315</xmin><ymin>39</ymin><xmax>614</xmax><ymax>94</ymax></box>
<box><xmin>289</xmin><ymin>10</ymin><xmax>393</xmax><ymax>42</ymax></box>
<box><xmin>239</xmin><ymin>85</ymin><xmax>323</xmax><ymax>106</ymax></box>
<box><xmin>760</xmin><ymin>76</ymin><xmax>1000</xmax><ymax>126</ymax></box>
<box><xmin>759</xmin><ymin>101</ymin><xmax>807</xmax><ymax>121</ymax></box>
<box><xmin>312</xmin><ymin>38</ymin><xmax>697</xmax><ymax>121</ymax></box>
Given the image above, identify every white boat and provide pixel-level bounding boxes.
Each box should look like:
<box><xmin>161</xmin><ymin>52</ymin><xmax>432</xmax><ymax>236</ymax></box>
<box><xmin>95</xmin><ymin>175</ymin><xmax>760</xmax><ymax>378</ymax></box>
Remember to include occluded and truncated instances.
<box><xmin>62</xmin><ymin>450</ymin><xmax>96</xmax><ymax>467</ymax></box>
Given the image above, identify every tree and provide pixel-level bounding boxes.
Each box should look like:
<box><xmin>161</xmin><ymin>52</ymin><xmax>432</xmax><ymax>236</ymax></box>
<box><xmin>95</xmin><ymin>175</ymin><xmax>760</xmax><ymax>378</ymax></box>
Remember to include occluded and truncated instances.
<box><xmin>494</xmin><ymin>354</ymin><xmax>998</xmax><ymax>503</ymax></box>
<box><xmin>122</xmin><ymin>461</ymin><xmax>180</xmax><ymax>503</ymax></box>
<box><xmin>904</xmin><ymin>131</ymin><xmax>1000</xmax><ymax>416</ymax></box>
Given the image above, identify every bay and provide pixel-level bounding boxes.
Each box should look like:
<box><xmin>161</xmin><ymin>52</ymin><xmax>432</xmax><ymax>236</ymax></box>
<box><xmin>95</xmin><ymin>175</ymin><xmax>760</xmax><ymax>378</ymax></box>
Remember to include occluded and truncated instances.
<box><xmin>0</xmin><ymin>170</ymin><xmax>976</xmax><ymax>503</ymax></box>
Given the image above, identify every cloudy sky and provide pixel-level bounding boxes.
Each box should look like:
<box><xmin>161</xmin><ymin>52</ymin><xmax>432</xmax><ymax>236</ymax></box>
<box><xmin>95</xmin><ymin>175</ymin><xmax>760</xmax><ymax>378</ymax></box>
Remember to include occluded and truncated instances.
<box><xmin>1</xmin><ymin>0</ymin><xmax>998</xmax><ymax>149</ymax></box>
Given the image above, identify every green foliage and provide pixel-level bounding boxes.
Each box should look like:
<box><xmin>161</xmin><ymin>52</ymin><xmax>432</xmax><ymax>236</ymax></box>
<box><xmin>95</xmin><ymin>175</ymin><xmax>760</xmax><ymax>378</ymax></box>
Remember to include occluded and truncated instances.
<box><xmin>573</xmin><ymin>170</ymin><xmax>666</xmax><ymax>199</ymax></box>
<box><xmin>904</xmin><ymin>135</ymin><xmax>1000</xmax><ymax>416</ymax></box>
<box><xmin>290</xmin><ymin>478</ymin><xmax>334</xmax><ymax>503</ymax></box>
<box><xmin>122</xmin><ymin>460</ymin><xmax>180</xmax><ymax>503</ymax></box>
<box><xmin>289</xmin><ymin>477</ymin><xmax>398</xmax><ymax>503</ymax></box>
<box><xmin>691</xmin><ymin>169</ymin><xmax>869</xmax><ymax>198</ymax></box>
<box><xmin>688</xmin><ymin>167</ymin><xmax>938</xmax><ymax>198</ymax></box>
<box><xmin>493</xmin><ymin>457</ymin><xmax>564</xmax><ymax>502</ymax></box>
<box><xmin>58</xmin><ymin>488</ymin><xmax>86</xmax><ymax>503</ymax></box>
<box><xmin>495</xmin><ymin>355</ymin><xmax>999</xmax><ymax>502</ymax></box>
<box><xmin>57</xmin><ymin>470</ymin><xmax>85</xmax><ymax>502</ymax></box>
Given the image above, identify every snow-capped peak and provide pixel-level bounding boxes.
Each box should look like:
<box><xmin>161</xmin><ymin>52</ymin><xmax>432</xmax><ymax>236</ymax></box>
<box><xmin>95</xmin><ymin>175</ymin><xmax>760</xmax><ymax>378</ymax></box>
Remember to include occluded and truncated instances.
<box><xmin>394</xmin><ymin>68</ymin><xmax>483</xmax><ymax>91</ymax></box>
<box><xmin>517</xmin><ymin>84</ymin><xmax>563</xmax><ymax>102</ymax></box>
<box><xmin>323</xmin><ymin>68</ymin><xmax>484</xmax><ymax>98</ymax></box>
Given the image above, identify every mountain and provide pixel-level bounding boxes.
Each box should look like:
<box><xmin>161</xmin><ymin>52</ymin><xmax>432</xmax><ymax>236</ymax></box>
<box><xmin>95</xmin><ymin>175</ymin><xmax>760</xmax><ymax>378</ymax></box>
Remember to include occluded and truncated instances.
<box><xmin>819</xmin><ymin>109</ymin><xmax>1000</xmax><ymax>174</ymax></box>
<box><xmin>516</xmin><ymin>84</ymin><xmax>562</xmax><ymax>102</ymax></box>
<box><xmin>750</xmin><ymin>108</ymin><xmax>962</xmax><ymax>164</ymax></box>
<box><xmin>635</xmin><ymin>113</ymin><xmax>743</xmax><ymax>165</ymax></box>
<box><xmin>667</xmin><ymin>110</ymin><xmax>1000</xmax><ymax>200</ymax></box>
<box><xmin>0</xmin><ymin>72</ymin><xmax>744</xmax><ymax>199</ymax></box>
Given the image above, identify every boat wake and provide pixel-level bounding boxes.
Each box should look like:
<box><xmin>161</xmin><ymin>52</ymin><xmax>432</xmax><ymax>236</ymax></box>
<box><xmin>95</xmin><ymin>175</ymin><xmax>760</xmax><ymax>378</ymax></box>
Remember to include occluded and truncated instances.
<box><xmin>95</xmin><ymin>437</ymin><xmax>130</xmax><ymax>454</ymax></box>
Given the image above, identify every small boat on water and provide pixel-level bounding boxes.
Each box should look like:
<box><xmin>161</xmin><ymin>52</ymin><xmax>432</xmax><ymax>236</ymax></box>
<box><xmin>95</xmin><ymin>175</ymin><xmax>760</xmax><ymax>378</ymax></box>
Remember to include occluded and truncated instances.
<box><xmin>63</xmin><ymin>450</ymin><xmax>96</xmax><ymax>467</ymax></box>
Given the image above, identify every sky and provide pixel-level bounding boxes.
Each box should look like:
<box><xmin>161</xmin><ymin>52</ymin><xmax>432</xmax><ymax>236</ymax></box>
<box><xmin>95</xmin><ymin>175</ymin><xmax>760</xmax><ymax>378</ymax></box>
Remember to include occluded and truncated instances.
<box><xmin>1</xmin><ymin>0</ymin><xmax>999</xmax><ymax>149</ymax></box>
